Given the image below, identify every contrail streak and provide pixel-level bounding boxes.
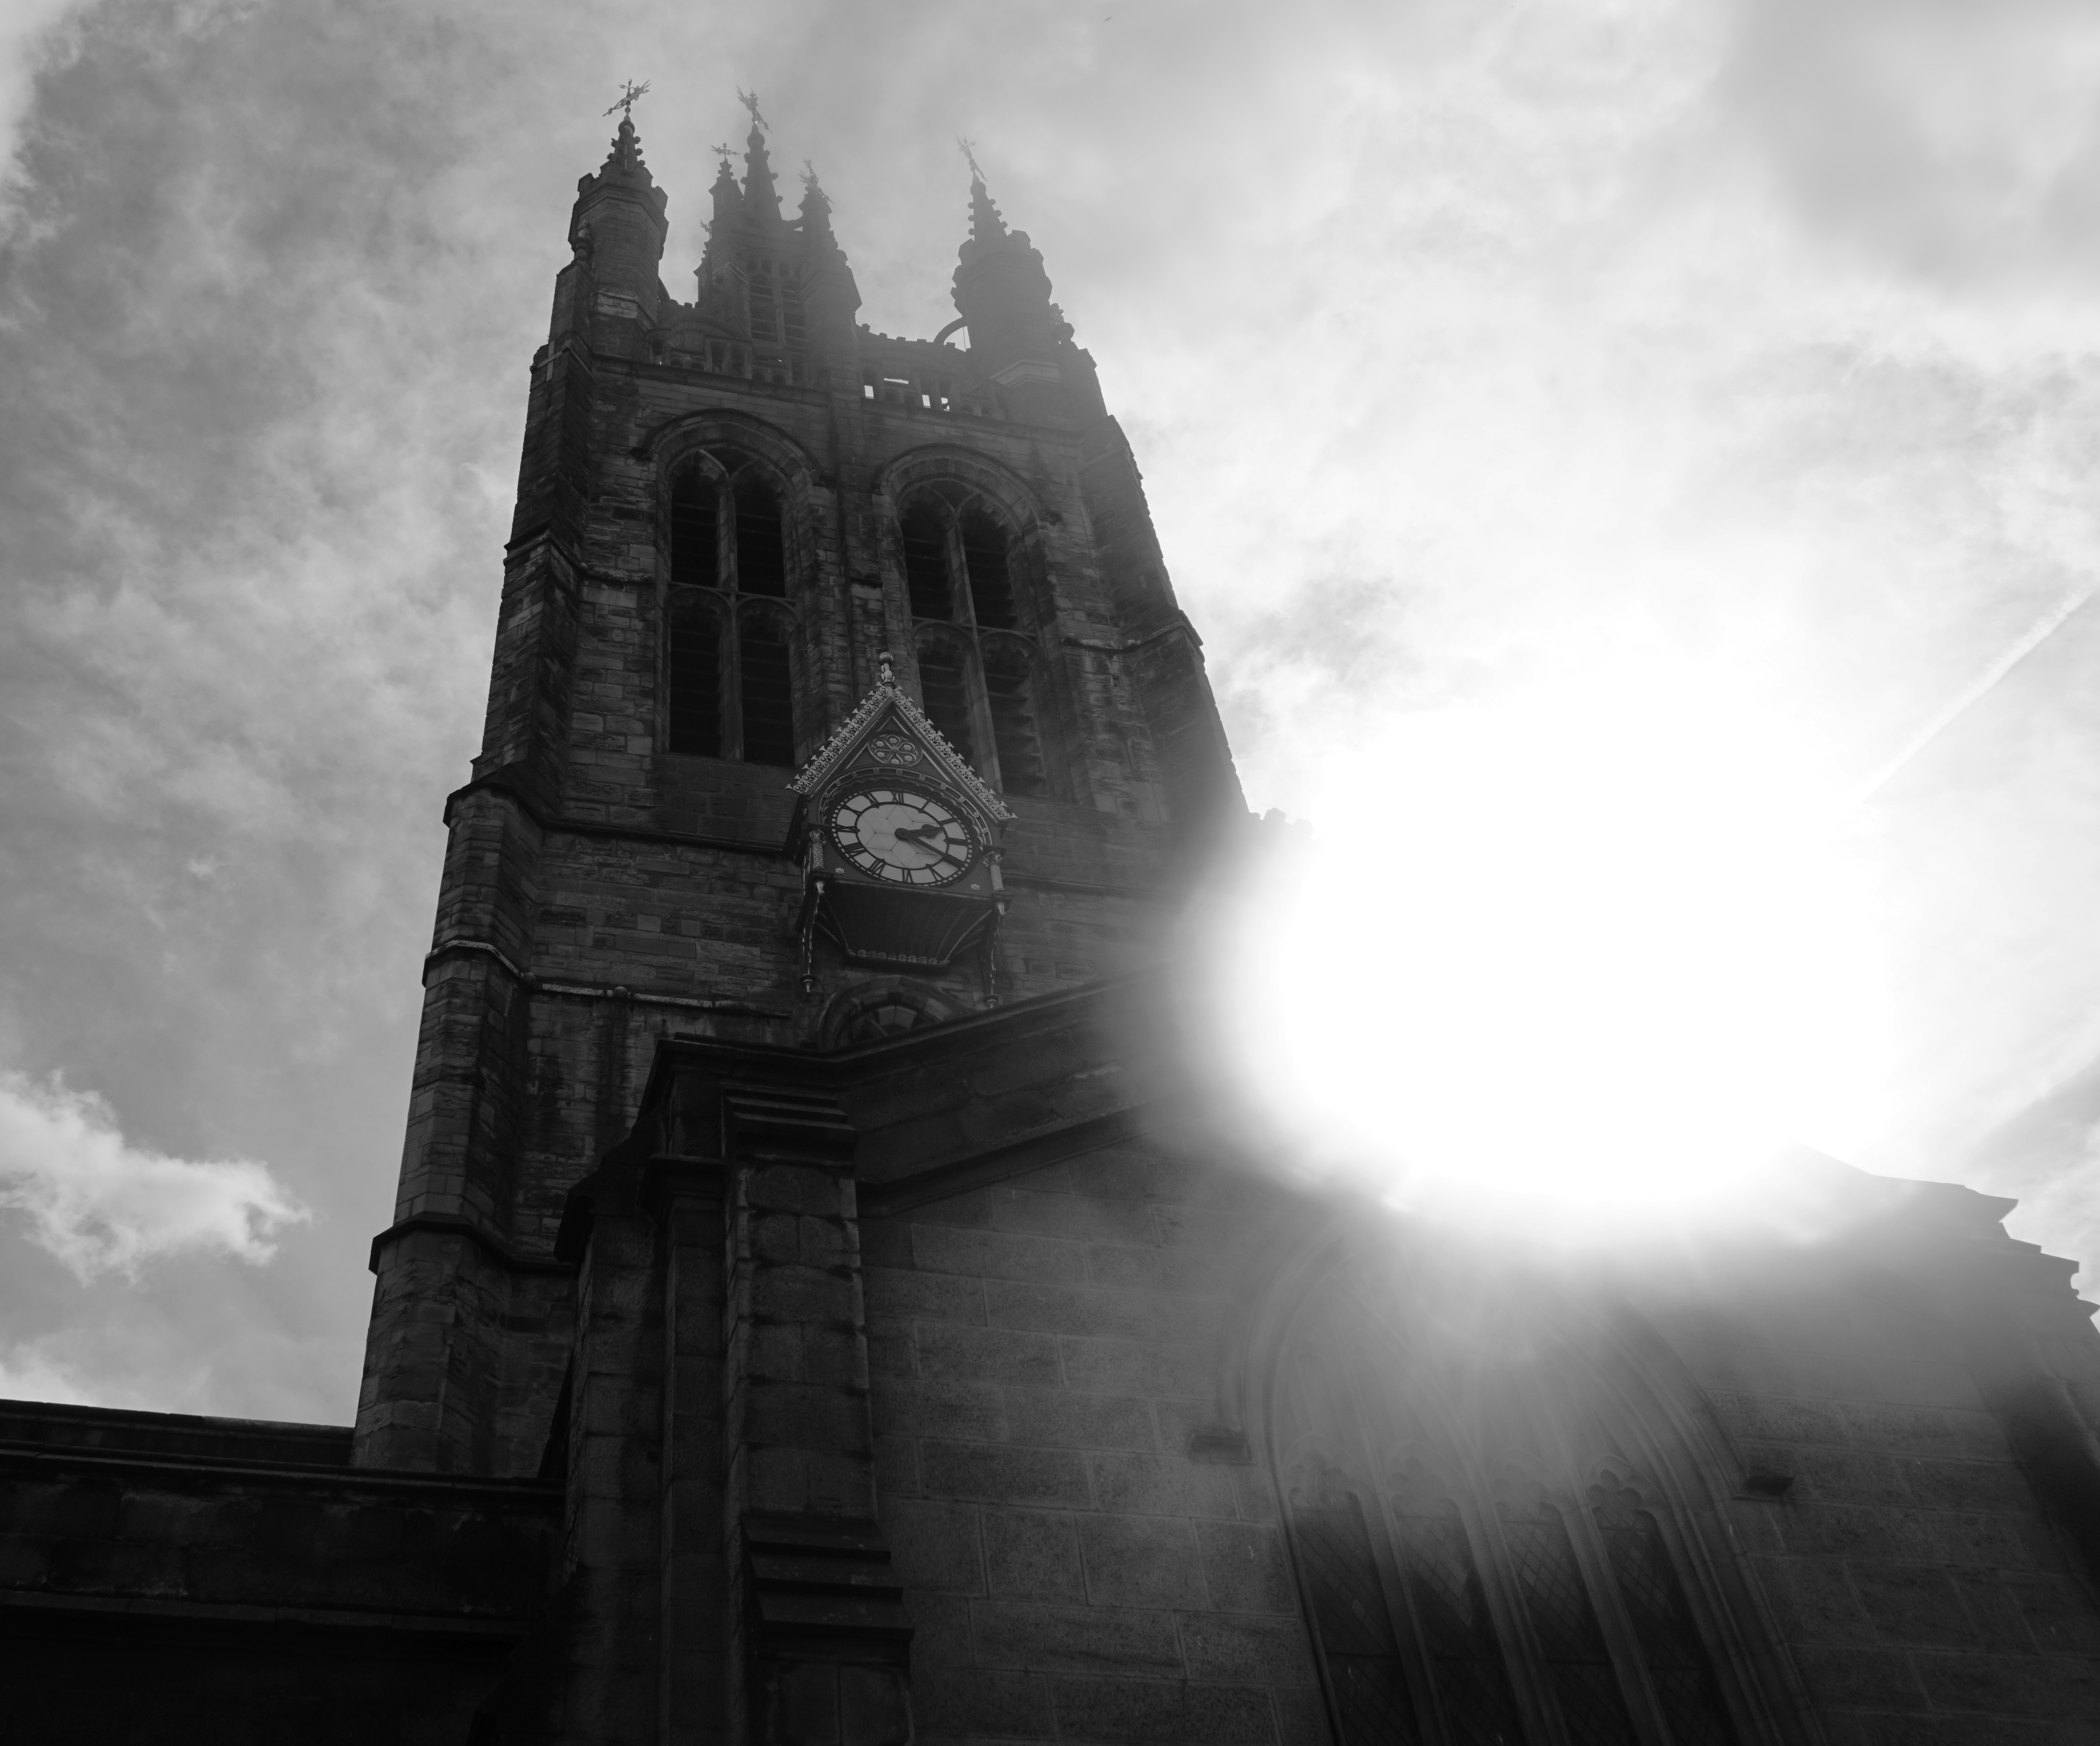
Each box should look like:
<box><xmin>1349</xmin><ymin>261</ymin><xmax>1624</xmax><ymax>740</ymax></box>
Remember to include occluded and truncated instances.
<box><xmin>1852</xmin><ymin>582</ymin><xmax>2100</xmax><ymax>809</ymax></box>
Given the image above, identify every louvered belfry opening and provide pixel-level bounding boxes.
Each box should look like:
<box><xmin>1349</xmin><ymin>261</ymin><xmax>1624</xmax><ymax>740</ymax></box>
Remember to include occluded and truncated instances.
<box><xmin>983</xmin><ymin>651</ymin><xmax>1047</xmax><ymax>797</ymax></box>
<box><xmin>895</xmin><ymin>487</ymin><xmax>1055</xmax><ymax>797</ymax></box>
<box><xmin>748</xmin><ymin>259</ymin><xmax>777</xmax><ymax>342</ymax></box>
<box><xmin>735</xmin><ymin>483</ymin><xmax>788</xmax><ymax>597</ymax></box>
<box><xmin>739</xmin><ymin>619</ymin><xmax>796</xmax><ymax>767</ymax></box>
<box><xmin>666</xmin><ymin>602</ymin><xmax>723</xmax><ymax>757</ymax></box>
<box><xmin>670</xmin><ymin>467</ymin><xmax>720</xmax><ymax>588</ymax></box>
<box><xmin>663</xmin><ymin>448</ymin><xmax>800</xmax><ymax>766</ymax></box>
<box><xmin>916</xmin><ymin>647</ymin><xmax>974</xmax><ymax>762</ymax></box>
<box><xmin>902</xmin><ymin>510</ymin><xmax>951</xmax><ymax>621</ymax></box>
<box><xmin>960</xmin><ymin>509</ymin><xmax>1016</xmax><ymax>628</ymax></box>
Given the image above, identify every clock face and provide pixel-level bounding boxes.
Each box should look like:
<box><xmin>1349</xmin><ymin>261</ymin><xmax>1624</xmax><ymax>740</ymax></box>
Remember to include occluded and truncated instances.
<box><xmin>829</xmin><ymin>787</ymin><xmax>977</xmax><ymax>886</ymax></box>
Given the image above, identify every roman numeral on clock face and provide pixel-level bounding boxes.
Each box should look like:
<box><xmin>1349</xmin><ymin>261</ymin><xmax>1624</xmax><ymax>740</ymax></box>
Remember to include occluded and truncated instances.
<box><xmin>828</xmin><ymin>786</ymin><xmax>977</xmax><ymax>887</ymax></box>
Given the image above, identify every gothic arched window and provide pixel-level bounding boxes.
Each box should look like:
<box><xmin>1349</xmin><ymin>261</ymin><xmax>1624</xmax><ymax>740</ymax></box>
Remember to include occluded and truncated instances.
<box><xmin>665</xmin><ymin>597</ymin><xmax>724</xmax><ymax>757</ymax></box>
<box><xmin>739</xmin><ymin>613</ymin><xmax>797</xmax><ymax>768</ymax></box>
<box><xmin>894</xmin><ymin>484</ymin><xmax>1053</xmax><ymax>798</ymax></box>
<box><xmin>1272</xmin><ymin>1268</ymin><xmax>1746</xmax><ymax>1746</ymax></box>
<box><xmin>915</xmin><ymin>637</ymin><xmax>975</xmax><ymax>763</ymax></box>
<box><xmin>663</xmin><ymin>449</ymin><xmax>801</xmax><ymax>765</ymax></box>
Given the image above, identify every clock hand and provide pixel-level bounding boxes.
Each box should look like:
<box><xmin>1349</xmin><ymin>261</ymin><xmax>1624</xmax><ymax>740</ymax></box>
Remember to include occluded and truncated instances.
<box><xmin>893</xmin><ymin>822</ymin><xmax>965</xmax><ymax>867</ymax></box>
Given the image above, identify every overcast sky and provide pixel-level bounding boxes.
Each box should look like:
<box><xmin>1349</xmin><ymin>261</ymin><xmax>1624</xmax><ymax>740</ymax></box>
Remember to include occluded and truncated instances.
<box><xmin>7</xmin><ymin>0</ymin><xmax>2100</xmax><ymax>1424</ymax></box>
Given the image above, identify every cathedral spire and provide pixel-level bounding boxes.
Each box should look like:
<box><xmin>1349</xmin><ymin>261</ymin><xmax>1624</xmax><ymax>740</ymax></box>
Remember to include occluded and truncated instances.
<box><xmin>737</xmin><ymin>88</ymin><xmax>782</xmax><ymax>223</ymax></box>
<box><xmin>959</xmin><ymin>137</ymin><xmax>1007</xmax><ymax>241</ymax></box>
<box><xmin>949</xmin><ymin>142</ymin><xmax>1066</xmax><ymax>422</ymax></box>
<box><xmin>799</xmin><ymin>161</ymin><xmax>834</xmax><ymax>243</ymax></box>
<box><xmin>566</xmin><ymin>82</ymin><xmax>668</xmax><ymax>319</ymax></box>
<box><xmin>795</xmin><ymin>160</ymin><xmax>861</xmax><ymax>362</ymax></box>
<box><xmin>598</xmin><ymin>79</ymin><xmax>654</xmax><ymax>183</ymax></box>
<box><xmin>700</xmin><ymin>143</ymin><xmax>741</xmax><ymax>280</ymax></box>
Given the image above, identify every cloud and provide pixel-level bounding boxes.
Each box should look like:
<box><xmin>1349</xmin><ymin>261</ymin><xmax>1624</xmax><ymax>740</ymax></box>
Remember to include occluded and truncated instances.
<box><xmin>2</xmin><ymin>0</ymin><xmax>2100</xmax><ymax>1409</ymax></box>
<box><xmin>0</xmin><ymin>0</ymin><xmax>83</xmax><ymax>238</ymax></box>
<box><xmin>0</xmin><ymin>1340</ymin><xmax>99</xmax><ymax>1406</ymax></box>
<box><xmin>0</xmin><ymin>1071</ymin><xmax>305</xmax><ymax>1281</ymax></box>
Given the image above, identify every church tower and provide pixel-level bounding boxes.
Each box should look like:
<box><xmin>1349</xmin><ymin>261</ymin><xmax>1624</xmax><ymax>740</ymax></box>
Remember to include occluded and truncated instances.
<box><xmin>10</xmin><ymin>92</ymin><xmax>2100</xmax><ymax>1746</ymax></box>
<box><xmin>354</xmin><ymin>106</ymin><xmax>1240</xmax><ymax>1484</ymax></box>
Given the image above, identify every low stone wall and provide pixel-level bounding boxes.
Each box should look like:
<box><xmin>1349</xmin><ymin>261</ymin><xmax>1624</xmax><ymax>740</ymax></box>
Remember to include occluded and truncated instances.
<box><xmin>0</xmin><ymin>1400</ymin><xmax>560</xmax><ymax>1745</ymax></box>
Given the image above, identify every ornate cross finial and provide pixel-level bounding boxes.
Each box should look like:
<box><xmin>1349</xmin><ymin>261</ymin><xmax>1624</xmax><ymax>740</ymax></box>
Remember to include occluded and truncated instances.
<box><xmin>738</xmin><ymin>87</ymin><xmax>767</xmax><ymax>131</ymax></box>
<box><xmin>802</xmin><ymin>158</ymin><xmax>819</xmax><ymax>189</ymax></box>
<box><xmin>957</xmin><ymin>135</ymin><xmax>984</xmax><ymax>181</ymax></box>
<box><xmin>604</xmin><ymin>79</ymin><xmax>650</xmax><ymax>121</ymax></box>
<box><xmin>713</xmin><ymin>141</ymin><xmax>733</xmax><ymax>162</ymax></box>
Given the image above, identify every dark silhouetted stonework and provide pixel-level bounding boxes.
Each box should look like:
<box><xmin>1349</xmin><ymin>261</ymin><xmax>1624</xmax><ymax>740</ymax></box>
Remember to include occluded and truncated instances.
<box><xmin>7</xmin><ymin>113</ymin><xmax>2100</xmax><ymax>1746</ymax></box>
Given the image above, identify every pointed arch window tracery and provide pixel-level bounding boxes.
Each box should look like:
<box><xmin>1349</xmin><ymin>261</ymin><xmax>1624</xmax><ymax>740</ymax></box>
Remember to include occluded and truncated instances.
<box><xmin>1273</xmin><ymin>1272</ymin><xmax>1746</xmax><ymax>1746</ymax></box>
<box><xmin>663</xmin><ymin>447</ymin><xmax>802</xmax><ymax>767</ymax></box>
<box><xmin>893</xmin><ymin>482</ymin><xmax>1051</xmax><ymax>798</ymax></box>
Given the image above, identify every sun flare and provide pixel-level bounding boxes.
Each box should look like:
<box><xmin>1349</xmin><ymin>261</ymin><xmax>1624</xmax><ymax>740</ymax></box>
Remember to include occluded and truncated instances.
<box><xmin>1199</xmin><ymin>658</ymin><xmax>1895</xmax><ymax>1239</ymax></box>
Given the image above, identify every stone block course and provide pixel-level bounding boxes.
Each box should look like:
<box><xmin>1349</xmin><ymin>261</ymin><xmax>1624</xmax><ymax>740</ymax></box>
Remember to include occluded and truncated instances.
<box><xmin>882</xmin><ymin>1498</ymin><xmax>986</xmax><ymax>1594</ymax></box>
<box><xmin>1792</xmin><ymin>1643</ymin><xmax>1931</xmax><ymax>1710</ymax></box>
<box><xmin>1088</xmin><ymin>1452</ymin><xmax>1240</xmax><ymax>1520</ymax></box>
<box><xmin>1048</xmin><ymin>1674</ymin><xmax>1278</xmax><ymax>1745</ymax></box>
<box><xmin>1077</xmin><ymin>1514</ymin><xmax>1205</xmax><ymax>1609</ymax></box>
<box><xmin>920</xmin><ymin>1442</ymin><xmax>1092</xmax><ymax>1509</ymax></box>
<box><xmin>916</xmin><ymin>1667</ymin><xmax>1058</xmax><ymax>1740</ymax></box>
<box><xmin>1913</xmin><ymin>1650</ymin><xmax>2100</xmax><ymax>1718</ymax></box>
<box><xmin>1002</xmin><ymin>1389</ymin><xmax>1156</xmax><ymax>1453</ymax></box>
<box><xmin>861</xmin><ymin>1264</ymin><xmax>989</xmax><ymax>1323</ymax></box>
<box><xmin>1194</xmin><ymin>1520</ymin><xmax>1297</xmax><ymax>1615</ymax></box>
<box><xmin>2004</xmin><ymin>1571</ymin><xmax>2100</xmax><ymax>1657</ymax></box>
<box><xmin>984</xmin><ymin>1508</ymin><xmax>1087</xmax><ymax>1600</ymax></box>
<box><xmin>1176</xmin><ymin>1612</ymin><xmax>1322</xmax><ymax>1687</ymax></box>
<box><xmin>1057</xmin><ymin>1335</ymin><xmax>1211</xmax><ymax>1399</ymax></box>
<box><xmin>971</xmin><ymin>1599</ymin><xmax>1185</xmax><ymax>1675</ymax></box>
<box><xmin>914</xmin><ymin>1224</ymin><xmax>1090</xmax><ymax>1285</ymax></box>
<box><xmin>873</xmin><ymin>1378</ymin><xmax>1007</xmax><ymax>1443</ymax></box>
<box><xmin>984</xmin><ymin>1280</ymin><xmax>1218</xmax><ymax>1347</ymax></box>
<box><xmin>1849</xmin><ymin>1561</ymin><xmax>1986</xmax><ymax>1648</ymax></box>
<box><xmin>1947</xmin><ymin>1565</ymin><xmax>2046</xmax><ymax>1654</ymax></box>
<box><xmin>1780</xmin><ymin>1501</ymin><xmax>1943</xmax><ymax>1563</ymax></box>
<box><xmin>914</xmin><ymin>1321</ymin><xmax>1064</xmax><ymax>1388</ymax></box>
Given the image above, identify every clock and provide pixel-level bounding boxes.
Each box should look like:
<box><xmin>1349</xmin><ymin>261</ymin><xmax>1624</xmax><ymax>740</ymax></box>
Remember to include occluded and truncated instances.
<box><xmin>829</xmin><ymin>786</ymin><xmax>978</xmax><ymax>887</ymax></box>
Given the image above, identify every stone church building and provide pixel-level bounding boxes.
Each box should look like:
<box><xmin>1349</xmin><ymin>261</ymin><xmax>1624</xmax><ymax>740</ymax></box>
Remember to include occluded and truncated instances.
<box><xmin>5</xmin><ymin>107</ymin><xmax>2100</xmax><ymax>1746</ymax></box>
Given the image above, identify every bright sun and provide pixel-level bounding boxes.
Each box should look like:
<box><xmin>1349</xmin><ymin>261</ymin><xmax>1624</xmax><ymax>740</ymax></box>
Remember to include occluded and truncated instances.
<box><xmin>1198</xmin><ymin>657</ymin><xmax>1894</xmax><ymax>1241</ymax></box>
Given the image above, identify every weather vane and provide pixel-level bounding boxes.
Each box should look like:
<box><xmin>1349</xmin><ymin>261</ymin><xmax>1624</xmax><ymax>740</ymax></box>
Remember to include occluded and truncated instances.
<box><xmin>957</xmin><ymin>136</ymin><xmax>984</xmax><ymax>180</ymax></box>
<box><xmin>738</xmin><ymin>88</ymin><xmax>767</xmax><ymax>132</ymax></box>
<box><xmin>604</xmin><ymin>79</ymin><xmax>650</xmax><ymax>121</ymax></box>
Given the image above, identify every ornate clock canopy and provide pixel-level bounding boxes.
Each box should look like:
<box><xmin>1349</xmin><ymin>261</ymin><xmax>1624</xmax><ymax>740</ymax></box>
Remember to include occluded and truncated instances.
<box><xmin>786</xmin><ymin>653</ymin><xmax>1013</xmax><ymax>997</ymax></box>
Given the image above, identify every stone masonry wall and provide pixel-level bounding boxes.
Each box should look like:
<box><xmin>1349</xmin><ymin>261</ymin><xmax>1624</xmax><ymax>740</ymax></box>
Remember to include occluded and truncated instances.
<box><xmin>860</xmin><ymin>1143</ymin><xmax>1330</xmax><ymax>1746</ymax></box>
<box><xmin>1662</xmin><ymin>1247</ymin><xmax>2100</xmax><ymax>1743</ymax></box>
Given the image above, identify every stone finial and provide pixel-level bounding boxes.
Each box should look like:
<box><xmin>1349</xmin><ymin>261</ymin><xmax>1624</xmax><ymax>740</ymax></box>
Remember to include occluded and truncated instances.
<box><xmin>598</xmin><ymin>104</ymin><xmax>652</xmax><ymax>181</ymax></box>
<box><xmin>877</xmin><ymin>649</ymin><xmax>895</xmax><ymax>686</ymax></box>
<box><xmin>739</xmin><ymin>95</ymin><xmax>782</xmax><ymax>221</ymax></box>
